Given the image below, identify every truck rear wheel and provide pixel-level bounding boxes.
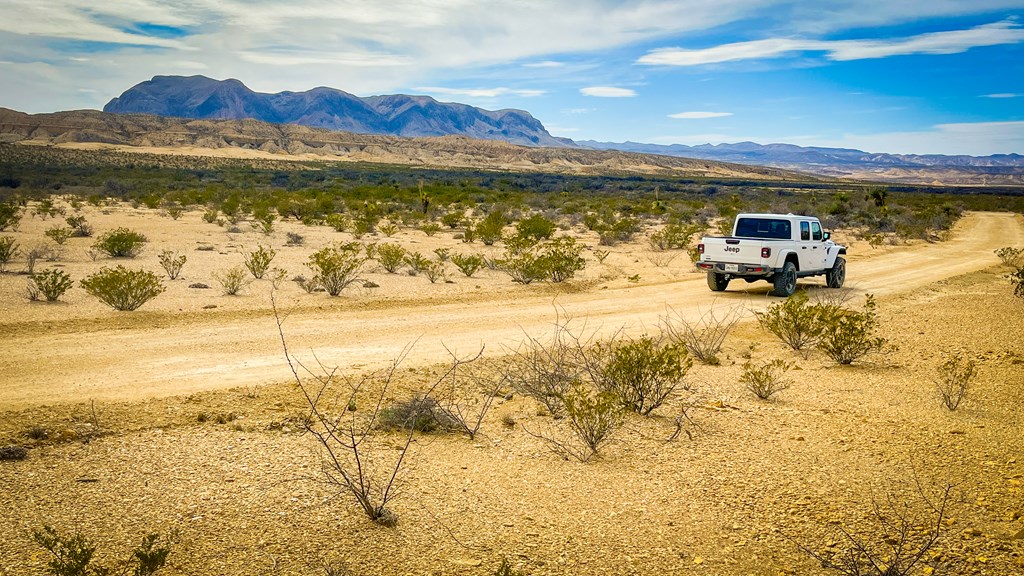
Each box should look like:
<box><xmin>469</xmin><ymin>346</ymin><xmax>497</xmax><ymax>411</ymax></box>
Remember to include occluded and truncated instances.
<box><xmin>772</xmin><ymin>261</ymin><xmax>797</xmax><ymax>297</ymax></box>
<box><xmin>707</xmin><ymin>272</ymin><xmax>730</xmax><ymax>292</ymax></box>
<box><xmin>826</xmin><ymin>256</ymin><xmax>846</xmax><ymax>288</ymax></box>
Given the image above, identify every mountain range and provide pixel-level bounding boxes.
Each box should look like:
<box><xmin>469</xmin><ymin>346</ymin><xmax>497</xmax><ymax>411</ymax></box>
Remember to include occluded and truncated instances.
<box><xmin>104</xmin><ymin>75</ymin><xmax>570</xmax><ymax>148</ymax></box>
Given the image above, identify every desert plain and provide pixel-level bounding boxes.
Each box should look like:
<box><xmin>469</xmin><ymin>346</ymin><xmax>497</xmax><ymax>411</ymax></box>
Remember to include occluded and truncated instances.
<box><xmin>1</xmin><ymin>200</ymin><xmax>1023</xmax><ymax>576</ymax></box>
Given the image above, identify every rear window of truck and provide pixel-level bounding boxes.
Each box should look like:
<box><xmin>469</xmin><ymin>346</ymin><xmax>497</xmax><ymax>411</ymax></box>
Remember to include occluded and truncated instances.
<box><xmin>734</xmin><ymin>218</ymin><xmax>792</xmax><ymax>240</ymax></box>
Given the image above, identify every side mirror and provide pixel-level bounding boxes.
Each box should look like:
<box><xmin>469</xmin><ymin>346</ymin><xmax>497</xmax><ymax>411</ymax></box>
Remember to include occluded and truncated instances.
<box><xmin>823</xmin><ymin>231</ymin><xmax>831</xmax><ymax>241</ymax></box>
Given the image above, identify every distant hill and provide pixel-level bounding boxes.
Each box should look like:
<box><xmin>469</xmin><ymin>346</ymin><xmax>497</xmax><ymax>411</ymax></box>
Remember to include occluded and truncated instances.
<box><xmin>104</xmin><ymin>75</ymin><xmax>571</xmax><ymax>148</ymax></box>
<box><xmin>0</xmin><ymin>108</ymin><xmax>803</xmax><ymax>181</ymax></box>
<box><xmin>578</xmin><ymin>140</ymin><xmax>1024</xmax><ymax>185</ymax></box>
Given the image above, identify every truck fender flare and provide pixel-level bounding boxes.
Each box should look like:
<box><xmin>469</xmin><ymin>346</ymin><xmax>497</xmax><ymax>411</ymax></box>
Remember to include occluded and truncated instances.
<box><xmin>777</xmin><ymin>250</ymin><xmax>800</xmax><ymax>271</ymax></box>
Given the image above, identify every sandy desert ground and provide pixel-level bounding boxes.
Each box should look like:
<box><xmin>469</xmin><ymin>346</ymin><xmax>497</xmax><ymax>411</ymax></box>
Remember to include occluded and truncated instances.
<box><xmin>1</xmin><ymin>206</ymin><xmax>1023</xmax><ymax>575</ymax></box>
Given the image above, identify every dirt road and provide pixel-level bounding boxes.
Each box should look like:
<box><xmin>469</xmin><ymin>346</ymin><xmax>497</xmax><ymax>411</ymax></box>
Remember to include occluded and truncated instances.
<box><xmin>2</xmin><ymin>211</ymin><xmax>1021</xmax><ymax>407</ymax></box>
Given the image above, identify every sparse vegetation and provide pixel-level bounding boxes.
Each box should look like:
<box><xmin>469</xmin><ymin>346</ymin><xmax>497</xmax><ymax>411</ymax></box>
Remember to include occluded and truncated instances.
<box><xmin>1011</xmin><ymin>265</ymin><xmax>1024</xmax><ymax>299</ymax></box>
<box><xmin>80</xmin><ymin>266</ymin><xmax>165</xmax><ymax>311</ymax></box>
<box><xmin>92</xmin><ymin>227</ymin><xmax>148</xmax><ymax>258</ymax></box>
<box><xmin>28</xmin><ymin>269</ymin><xmax>73</xmax><ymax>302</ymax></box>
<box><xmin>935</xmin><ymin>353</ymin><xmax>976</xmax><ymax>411</ymax></box>
<box><xmin>32</xmin><ymin>525</ymin><xmax>173</xmax><ymax>576</ymax></box>
<box><xmin>532</xmin><ymin>383</ymin><xmax>624</xmax><ymax>462</ymax></box>
<box><xmin>307</xmin><ymin>245</ymin><xmax>365</xmax><ymax>296</ymax></box>
<box><xmin>213</xmin><ymin>265</ymin><xmax>251</xmax><ymax>295</ymax></box>
<box><xmin>450</xmin><ymin>252</ymin><xmax>485</xmax><ymax>277</ymax></box>
<box><xmin>816</xmin><ymin>294</ymin><xmax>890</xmax><ymax>365</ymax></box>
<box><xmin>45</xmin><ymin>226</ymin><xmax>73</xmax><ymax>245</ymax></box>
<box><xmin>157</xmin><ymin>250</ymin><xmax>186</xmax><ymax>280</ymax></box>
<box><xmin>242</xmin><ymin>245</ymin><xmax>276</xmax><ymax>279</ymax></box>
<box><xmin>0</xmin><ymin>235</ymin><xmax>19</xmax><ymax>272</ymax></box>
<box><xmin>376</xmin><ymin>243</ymin><xmax>407</xmax><ymax>273</ymax></box>
<box><xmin>994</xmin><ymin>246</ymin><xmax>1024</xmax><ymax>267</ymax></box>
<box><xmin>740</xmin><ymin>359</ymin><xmax>792</xmax><ymax>400</ymax></box>
<box><xmin>662</xmin><ymin>306</ymin><xmax>742</xmax><ymax>365</ymax></box>
<box><xmin>756</xmin><ymin>291</ymin><xmax>829</xmax><ymax>355</ymax></box>
<box><xmin>591</xmin><ymin>336</ymin><xmax>691</xmax><ymax>415</ymax></box>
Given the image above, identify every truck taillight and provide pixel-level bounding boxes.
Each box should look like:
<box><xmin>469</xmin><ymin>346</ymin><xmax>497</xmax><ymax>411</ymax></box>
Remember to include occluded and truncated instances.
<box><xmin>698</xmin><ymin>243</ymin><xmax>704</xmax><ymax>254</ymax></box>
<box><xmin>761</xmin><ymin>247</ymin><xmax>771</xmax><ymax>258</ymax></box>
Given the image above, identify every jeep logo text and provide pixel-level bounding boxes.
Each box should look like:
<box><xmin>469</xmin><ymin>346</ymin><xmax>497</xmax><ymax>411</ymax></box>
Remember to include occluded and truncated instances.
<box><xmin>724</xmin><ymin>246</ymin><xmax>740</xmax><ymax>253</ymax></box>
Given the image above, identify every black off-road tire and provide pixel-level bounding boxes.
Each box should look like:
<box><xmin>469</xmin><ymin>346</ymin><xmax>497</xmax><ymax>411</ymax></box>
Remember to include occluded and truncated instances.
<box><xmin>707</xmin><ymin>271</ymin><xmax>730</xmax><ymax>292</ymax></box>
<box><xmin>772</xmin><ymin>261</ymin><xmax>797</xmax><ymax>297</ymax></box>
<box><xmin>826</xmin><ymin>256</ymin><xmax>846</xmax><ymax>288</ymax></box>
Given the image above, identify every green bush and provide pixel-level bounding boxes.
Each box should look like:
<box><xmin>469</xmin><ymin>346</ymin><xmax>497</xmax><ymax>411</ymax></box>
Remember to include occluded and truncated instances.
<box><xmin>816</xmin><ymin>294</ymin><xmax>890</xmax><ymax>365</ymax></box>
<box><xmin>648</xmin><ymin>222</ymin><xmax>700</xmax><ymax>250</ymax></box>
<box><xmin>756</xmin><ymin>291</ymin><xmax>827</xmax><ymax>353</ymax></box>
<box><xmin>65</xmin><ymin>216</ymin><xmax>93</xmax><ymax>237</ymax></box>
<box><xmin>476</xmin><ymin>211</ymin><xmax>506</xmax><ymax>245</ymax></box>
<box><xmin>403</xmin><ymin>251</ymin><xmax>431</xmax><ymax>275</ymax></box>
<box><xmin>422</xmin><ymin>261</ymin><xmax>445</xmax><ymax>283</ymax></box>
<box><xmin>0</xmin><ymin>236</ymin><xmax>19</xmax><ymax>272</ymax></box>
<box><xmin>451</xmin><ymin>253</ymin><xmax>485</xmax><ymax>277</ymax></box>
<box><xmin>378</xmin><ymin>396</ymin><xmax>460</xmax><ymax>433</ymax></box>
<box><xmin>0</xmin><ymin>201</ymin><xmax>23</xmax><ymax>231</ymax></box>
<box><xmin>515</xmin><ymin>214</ymin><xmax>556</xmax><ymax>241</ymax></box>
<box><xmin>45</xmin><ymin>226</ymin><xmax>73</xmax><ymax>245</ymax></box>
<box><xmin>213</xmin><ymin>266</ymin><xmax>251</xmax><ymax>295</ymax></box>
<box><xmin>376</xmin><ymin>243</ymin><xmax>407</xmax><ymax>273</ymax></box>
<box><xmin>307</xmin><ymin>245</ymin><xmax>365</xmax><ymax>296</ymax></box>
<box><xmin>92</xmin><ymin>227</ymin><xmax>148</xmax><ymax>258</ymax></box>
<box><xmin>538</xmin><ymin>237</ymin><xmax>586</xmax><ymax>283</ymax></box>
<box><xmin>740</xmin><ymin>359</ymin><xmax>792</xmax><ymax>400</ymax></box>
<box><xmin>33</xmin><ymin>525</ymin><xmax>172</xmax><ymax>576</ymax></box>
<box><xmin>558</xmin><ymin>384</ymin><xmax>624</xmax><ymax>462</ymax></box>
<box><xmin>595</xmin><ymin>337</ymin><xmax>691</xmax><ymax>415</ymax></box>
<box><xmin>500</xmin><ymin>249</ymin><xmax>548</xmax><ymax>284</ymax></box>
<box><xmin>441</xmin><ymin>211</ymin><xmax>463</xmax><ymax>229</ymax></box>
<box><xmin>29</xmin><ymin>269</ymin><xmax>73</xmax><ymax>302</ymax></box>
<box><xmin>243</xmin><ymin>245</ymin><xmax>276</xmax><ymax>279</ymax></box>
<box><xmin>420</xmin><ymin>222</ymin><xmax>441</xmax><ymax>236</ymax></box>
<box><xmin>325</xmin><ymin>213</ymin><xmax>348</xmax><ymax>232</ymax></box>
<box><xmin>157</xmin><ymin>250</ymin><xmax>186</xmax><ymax>280</ymax></box>
<box><xmin>80</xmin><ymin>266</ymin><xmax>165</xmax><ymax>311</ymax></box>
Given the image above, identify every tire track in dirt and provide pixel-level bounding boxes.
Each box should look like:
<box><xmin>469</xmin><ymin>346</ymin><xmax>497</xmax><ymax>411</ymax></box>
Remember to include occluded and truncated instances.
<box><xmin>2</xmin><ymin>211</ymin><xmax>1021</xmax><ymax>408</ymax></box>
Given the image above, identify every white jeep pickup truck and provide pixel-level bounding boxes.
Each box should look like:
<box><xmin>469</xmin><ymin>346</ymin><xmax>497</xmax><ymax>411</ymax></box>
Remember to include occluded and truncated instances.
<box><xmin>696</xmin><ymin>213</ymin><xmax>846</xmax><ymax>296</ymax></box>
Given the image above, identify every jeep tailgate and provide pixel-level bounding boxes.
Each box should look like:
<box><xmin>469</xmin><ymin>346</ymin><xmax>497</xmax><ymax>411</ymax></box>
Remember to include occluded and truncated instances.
<box><xmin>700</xmin><ymin>237</ymin><xmax>767</xmax><ymax>265</ymax></box>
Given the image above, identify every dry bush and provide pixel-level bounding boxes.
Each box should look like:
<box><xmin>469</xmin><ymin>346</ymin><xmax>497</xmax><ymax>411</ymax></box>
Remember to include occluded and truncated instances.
<box><xmin>213</xmin><ymin>265</ymin><xmax>251</xmax><ymax>295</ymax></box>
<box><xmin>662</xmin><ymin>305</ymin><xmax>743</xmax><ymax>365</ymax></box>
<box><xmin>740</xmin><ymin>359</ymin><xmax>792</xmax><ymax>400</ymax></box>
<box><xmin>935</xmin><ymin>354</ymin><xmax>976</xmax><ymax>411</ymax></box>
<box><xmin>994</xmin><ymin>246</ymin><xmax>1024</xmax><ymax>267</ymax></box>
<box><xmin>80</xmin><ymin>266</ymin><xmax>165</xmax><ymax>311</ymax></box>
<box><xmin>157</xmin><ymin>250</ymin><xmax>186</xmax><ymax>280</ymax></box>
<box><xmin>0</xmin><ymin>235</ymin><xmax>19</xmax><ymax>272</ymax></box>
<box><xmin>501</xmin><ymin>319</ymin><xmax>592</xmax><ymax>417</ymax></box>
<box><xmin>525</xmin><ymin>382</ymin><xmax>624</xmax><ymax>462</ymax></box>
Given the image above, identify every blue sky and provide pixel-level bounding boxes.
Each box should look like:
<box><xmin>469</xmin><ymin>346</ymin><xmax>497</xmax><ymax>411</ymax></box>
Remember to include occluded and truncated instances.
<box><xmin>1</xmin><ymin>1</ymin><xmax>1023</xmax><ymax>155</ymax></box>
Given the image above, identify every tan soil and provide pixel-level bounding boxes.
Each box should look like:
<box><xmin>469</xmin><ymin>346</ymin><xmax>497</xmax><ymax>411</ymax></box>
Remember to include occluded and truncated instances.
<box><xmin>1</xmin><ymin>207</ymin><xmax>1023</xmax><ymax>575</ymax></box>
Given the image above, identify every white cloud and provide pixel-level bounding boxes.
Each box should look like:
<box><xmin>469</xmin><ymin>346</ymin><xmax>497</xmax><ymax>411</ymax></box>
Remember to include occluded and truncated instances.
<box><xmin>638</xmin><ymin>19</ymin><xmax>1024</xmax><ymax>66</ymax></box>
<box><xmin>416</xmin><ymin>86</ymin><xmax>545</xmax><ymax>98</ymax></box>
<box><xmin>669</xmin><ymin>111</ymin><xmax>733</xmax><ymax>119</ymax></box>
<box><xmin>581</xmin><ymin>86</ymin><xmax>637</xmax><ymax>97</ymax></box>
<box><xmin>982</xmin><ymin>93</ymin><xmax>1020</xmax><ymax>98</ymax></box>
<box><xmin>564</xmin><ymin>107</ymin><xmax>596</xmax><ymax>114</ymax></box>
<box><xmin>523</xmin><ymin>60</ymin><xmax>564</xmax><ymax>68</ymax></box>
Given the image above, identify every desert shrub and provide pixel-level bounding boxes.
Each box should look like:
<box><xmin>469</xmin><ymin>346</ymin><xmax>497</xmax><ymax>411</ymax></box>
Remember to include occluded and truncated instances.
<box><xmin>202</xmin><ymin>208</ymin><xmax>218</xmax><ymax>224</ymax></box>
<box><xmin>502</xmin><ymin>321</ymin><xmax>589</xmax><ymax>417</ymax></box>
<box><xmin>403</xmin><ymin>251</ymin><xmax>431</xmax><ymax>275</ymax></box>
<box><xmin>593</xmin><ymin>336</ymin><xmax>691</xmax><ymax>415</ymax></box>
<box><xmin>756</xmin><ymin>291</ymin><xmax>828</xmax><ymax>354</ymax></box>
<box><xmin>441</xmin><ymin>211</ymin><xmax>463</xmax><ymax>229</ymax></box>
<box><xmin>45</xmin><ymin>226</ymin><xmax>73</xmax><ymax>245</ymax></box>
<box><xmin>423</xmin><ymin>261</ymin><xmax>446</xmax><ymax>283</ymax></box>
<box><xmin>33</xmin><ymin>525</ymin><xmax>172</xmax><ymax>576</ymax></box>
<box><xmin>433</xmin><ymin>247</ymin><xmax>450</xmax><ymax>262</ymax></box>
<box><xmin>286</xmin><ymin>231</ymin><xmax>305</xmax><ymax>245</ymax></box>
<box><xmin>740</xmin><ymin>359</ymin><xmax>792</xmax><ymax>400</ymax></box>
<box><xmin>0</xmin><ymin>201</ymin><xmax>23</xmax><ymax>231</ymax></box>
<box><xmin>307</xmin><ymin>245</ymin><xmax>365</xmax><ymax>296</ymax></box>
<box><xmin>25</xmin><ymin>244</ymin><xmax>53</xmax><ymax>274</ymax></box>
<box><xmin>538</xmin><ymin>237</ymin><xmax>586</xmax><ymax>283</ymax></box>
<box><xmin>252</xmin><ymin>209</ymin><xmax>275</xmax><ymax>234</ymax></box>
<box><xmin>500</xmin><ymin>248</ymin><xmax>548</xmax><ymax>284</ymax></box>
<box><xmin>816</xmin><ymin>294</ymin><xmax>890</xmax><ymax>365</ymax></box>
<box><xmin>157</xmin><ymin>250</ymin><xmax>186</xmax><ymax>280</ymax></box>
<box><xmin>379</xmin><ymin>221</ymin><xmax>399</xmax><ymax>237</ymax></box>
<box><xmin>1011</xmin><ymin>265</ymin><xmax>1024</xmax><ymax>299</ymax></box>
<box><xmin>376</xmin><ymin>243</ymin><xmax>407</xmax><ymax>273</ymax></box>
<box><xmin>28</xmin><ymin>269</ymin><xmax>73</xmax><ymax>302</ymax></box>
<box><xmin>461</xmin><ymin>223</ymin><xmax>477</xmax><ymax>243</ymax></box>
<box><xmin>80</xmin><ymin>266</ymin><xmax>165</xmax><ymax>311</ymax></box>
<box><xmin>515</xmin><ymin>214</ymin><xmax>556</xmax><ymax>241</ymax></box>
<box><xmin>243</xmin><ymin>245</ymin><xmax>276</xmax><ymax>279</ymax></box>
<box><xmin>548</xmin><ymin>383</ymin><xmax>624</xmax><ymax>462</ymax></box>
<box><xmin>0</xmin><ymin>236</ymin><xmax>19</xmax><ymax>272</ymax></box>
<box><xmin>378</xmin><ymin>396</ymin><xmax>461</xmax><ymax>433</ymax></box>
<box><xmin>648</xmin><ymin>222</ymin><xmax>700</xmax><ymax>250</ymax></box>
<box><xmin>92</xmin><ymin>227</ymin><xmax>148</xmax><ymax>258</ymax></box>
<box><xmin>420</xmin><ymin>222</ymin><xmax>441</xmax><ymax>236</ymax></box>
<box><xmin>994</xmin><ymin>246</ymin><xmax>1024</xmax><ymax>267</ymax></box>
<box><xmin>593</xmin><ymin>249</ymin><xmax>610</xmax><ymax>263</ymax></box>
<box><xmin>213</xmin><ymin>266</ymin><xmax>251</xmax><ymax>295</ymax></box>
<box><xmin>493</xmin><ymin>557</ymin><xmax>524</xmax><ymax>576</ymax></box>
<box><xmin>293</xmin><ymin>274</ymin><xmax>320</xmax><ymax>293</ymax></box>
<box><xmin>325</xmin><ymin>213</ymin><xmax>348</xmax><ymax>232</ymax></box>
<box><xmin>935</xmin><ymin>354</ymin><xmax>976</xmax><ymax>411</ymax></box>
<box><xmin>476</xmin><ymin>211</ymin><xmax>506</xmax><ymax>245</ymax></box>
<box><xmin>65</xmin><ymin>215</ymin><xmax>93</xmax><ymax>237</ymax></box>
<box><xmin>662</xmin><ymin>306</ymin><xmax>742</xmax><ymax>365</ymax></box>
<box><xmin>451</xmin><ymin>253</ymin><xmax>485</xmax><ymax>277</ymax></box>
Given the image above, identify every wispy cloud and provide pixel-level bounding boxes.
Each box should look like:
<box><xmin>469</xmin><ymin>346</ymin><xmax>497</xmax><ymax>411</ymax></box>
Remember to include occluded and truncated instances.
<box><xmin>416</xmin><ymin>86</ymin><xmax>545</xmax><ymax>98</ymax></box>
<box><xmin>581</xmin><ymin>86</ymin><xmax>636</xmax><ymax>97</ymax></box>
<box><xmin>523</xmin><ymin>60</ymin><xmax>564</xmax><ymax>68</ymax></box>
<box><xmin>564</xmin><ymin>107</ymin><xmax>596</xmax><ymax>114</ymax></box>
<box><xmin>669</xmin><ymin>111</ymin><xmax>733</xmax><ymax>119</ymax></box>
<box><xmin>238</xmin><ymin>50</ymin><xmax>410</xmax><ymax>67</ymax></box>
<box><xmin>638</xmin><ymin>19</ymin><xmax>1024</xmax><ymax>66</ymax></box>
<box><xmin>982</xmin><ymin>92</ymin><xmax>1020</xmax><ymax>98</ymax></box>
